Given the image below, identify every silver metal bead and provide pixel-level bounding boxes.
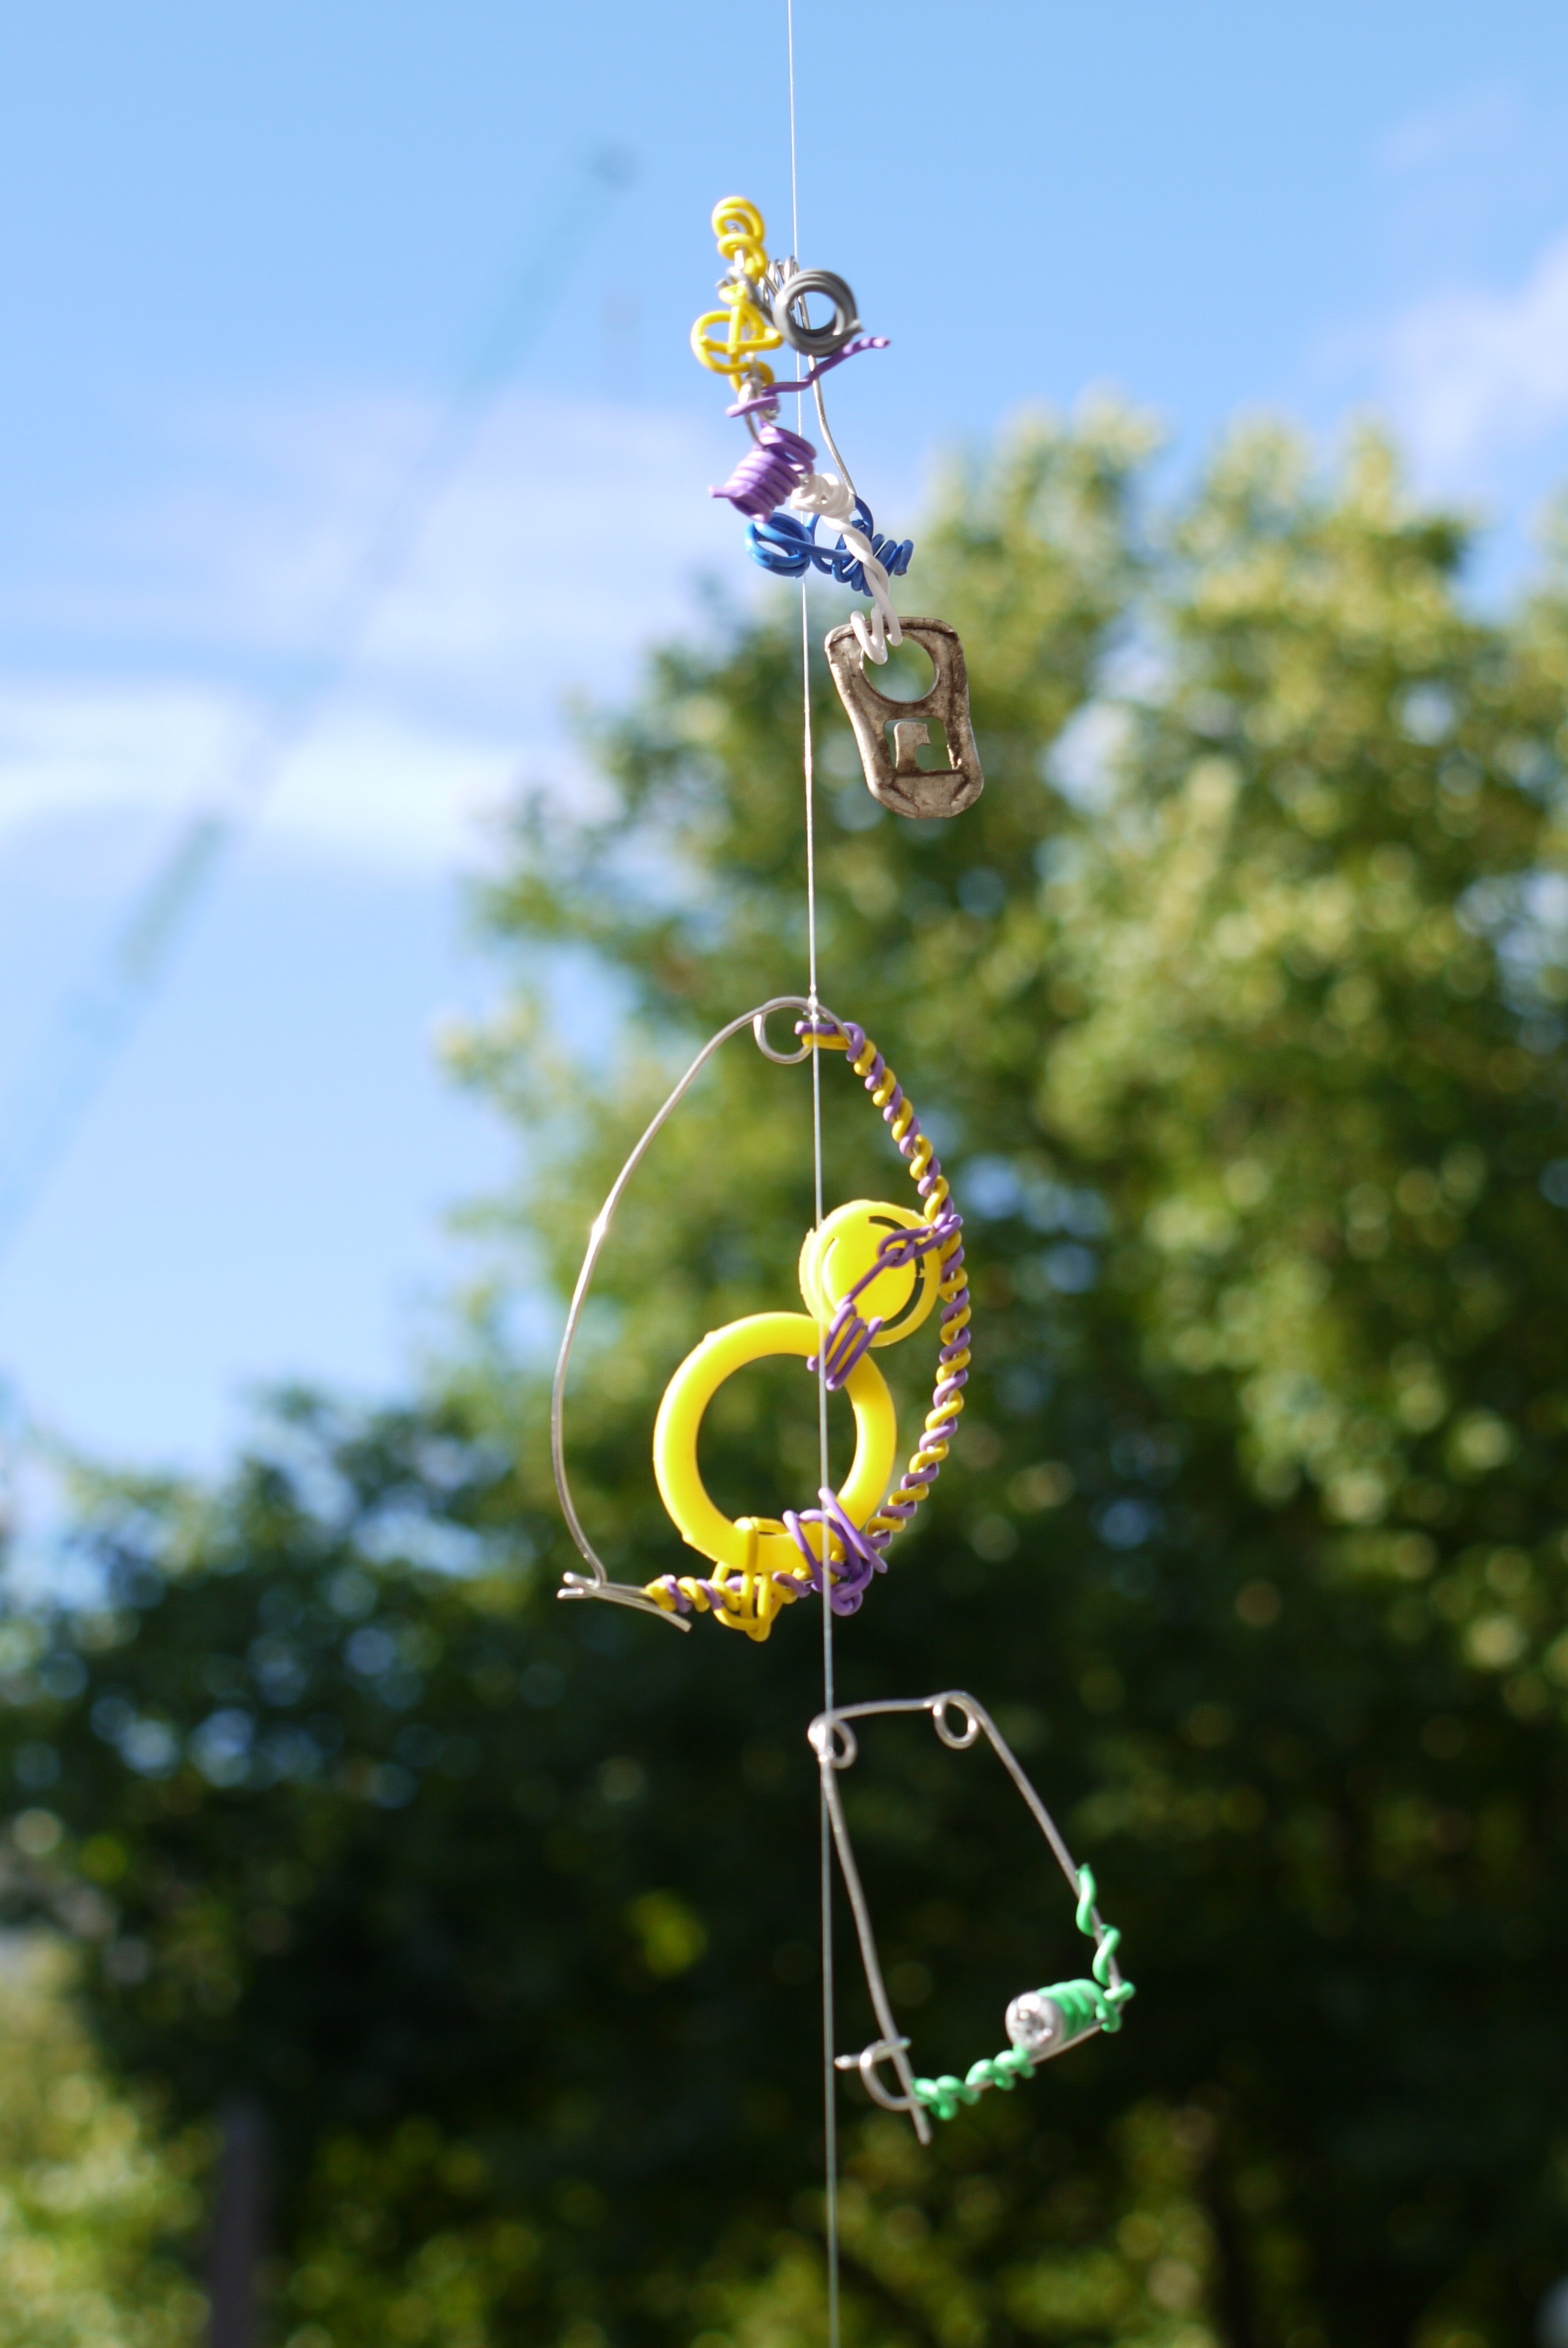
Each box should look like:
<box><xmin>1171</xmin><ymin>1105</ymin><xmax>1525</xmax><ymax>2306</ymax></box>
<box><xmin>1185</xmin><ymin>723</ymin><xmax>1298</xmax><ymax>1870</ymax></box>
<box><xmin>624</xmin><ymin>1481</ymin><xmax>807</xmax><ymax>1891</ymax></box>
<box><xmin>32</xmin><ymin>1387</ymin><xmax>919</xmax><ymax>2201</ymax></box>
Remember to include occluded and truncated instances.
<box><xmin>1005</xmin><ymin>1991</ymin><xmax>1064</xmax><ymax>2056</ymax></box>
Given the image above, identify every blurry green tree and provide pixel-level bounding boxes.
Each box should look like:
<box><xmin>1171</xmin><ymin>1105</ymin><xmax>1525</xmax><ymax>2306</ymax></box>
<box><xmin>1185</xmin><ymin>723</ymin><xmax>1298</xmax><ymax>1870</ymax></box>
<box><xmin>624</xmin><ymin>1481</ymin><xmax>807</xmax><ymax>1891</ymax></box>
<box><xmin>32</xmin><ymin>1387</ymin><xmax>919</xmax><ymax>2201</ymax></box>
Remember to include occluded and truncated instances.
<box><xmin>0</xmin><ymin>1934</ymin><xmax>206</xmax><ymax>2343</ymax></box>
<box><xmin>4</xmin><ymin>409</ymin><xmax>1568</xmax><ymax>2348</ymax></box>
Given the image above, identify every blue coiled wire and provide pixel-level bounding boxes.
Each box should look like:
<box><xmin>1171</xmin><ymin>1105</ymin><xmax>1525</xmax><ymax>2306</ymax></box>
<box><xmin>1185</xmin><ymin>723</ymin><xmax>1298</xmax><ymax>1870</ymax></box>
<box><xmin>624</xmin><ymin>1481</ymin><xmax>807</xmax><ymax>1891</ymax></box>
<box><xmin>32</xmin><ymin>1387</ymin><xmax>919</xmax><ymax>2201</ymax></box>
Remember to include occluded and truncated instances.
<box><xmin>746</xmin><ymin>499</ymin><xmax>914</xmax><ymax>596</ymax></box>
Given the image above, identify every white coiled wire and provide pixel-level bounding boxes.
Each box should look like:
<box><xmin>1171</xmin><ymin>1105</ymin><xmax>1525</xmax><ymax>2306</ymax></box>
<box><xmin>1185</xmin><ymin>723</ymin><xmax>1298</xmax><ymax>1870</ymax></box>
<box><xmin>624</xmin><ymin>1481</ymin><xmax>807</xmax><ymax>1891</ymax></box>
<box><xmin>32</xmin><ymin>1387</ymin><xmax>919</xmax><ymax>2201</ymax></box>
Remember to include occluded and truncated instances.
<box><xmin>787</xmin><ymin>469</ymin><xmax>904</xmax><ymax>663</ymax></box>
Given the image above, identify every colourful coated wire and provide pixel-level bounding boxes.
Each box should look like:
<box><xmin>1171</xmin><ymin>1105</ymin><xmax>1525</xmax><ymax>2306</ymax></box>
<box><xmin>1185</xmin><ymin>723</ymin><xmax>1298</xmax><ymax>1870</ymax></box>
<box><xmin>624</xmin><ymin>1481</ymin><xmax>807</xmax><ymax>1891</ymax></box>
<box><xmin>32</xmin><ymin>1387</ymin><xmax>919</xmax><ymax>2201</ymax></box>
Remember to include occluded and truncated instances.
<box><xmin>912</xmin><ymin>1867</ymin><xmax>1137</xmax><ymax>2123</ymax></box>
<box><xmin>641</xmin><ymin>1012</ymin><xmax>970</xmax><ymax>1638</ymax></box>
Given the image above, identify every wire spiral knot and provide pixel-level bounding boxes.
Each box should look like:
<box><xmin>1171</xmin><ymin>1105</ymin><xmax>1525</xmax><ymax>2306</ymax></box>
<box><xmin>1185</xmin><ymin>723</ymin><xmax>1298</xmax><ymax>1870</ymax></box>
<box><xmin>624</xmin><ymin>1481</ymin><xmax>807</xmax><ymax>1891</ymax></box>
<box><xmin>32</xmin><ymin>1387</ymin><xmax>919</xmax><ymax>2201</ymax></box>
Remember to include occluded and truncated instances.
<box><xmin>1077</xmin><ymin>1865</ymin><xmax>1135</xmax><ymax>2030</ymax></box>
<box><xmin>787</xmin><ymin>473</ymin><xmax>903</xmax><ymax>662</ymax></box>
<box><xmin>903</xmin><ymin>1853</ymin><xmax>1136</xmax><ymax>2125</ymax></box>
<box><xmin>634</xmin><ymin>1014</ymin><xmax>969</xmax><ymax>1635</ymax></box>
<box><xmin>816</xmin><ymin>1693</ymin><xmax>1135</xmax><ymax>2147</ymax></box>
<box><xmin>913</xmin><ymin>2047</ymin><xmax>1036</xmax><ymax>2121</ymax></box>
<box><xmin>710</xmin><ymin>424</ymin><xmax>817</xmax><ymax>521</ymax></box>
<box><xmin>690</xmin><ymin>196</ymin><xmax>783</xmax><ymax>391</ymax></box>
<box><xmin>746</xmin><ymin>498</ymin><xmax>915</xmax><ymax>598</ymax></box>
<box><xmin>781</xmin><ymin>1488</ymin><xmax>886</xmax><ymax>1615</ymax></box>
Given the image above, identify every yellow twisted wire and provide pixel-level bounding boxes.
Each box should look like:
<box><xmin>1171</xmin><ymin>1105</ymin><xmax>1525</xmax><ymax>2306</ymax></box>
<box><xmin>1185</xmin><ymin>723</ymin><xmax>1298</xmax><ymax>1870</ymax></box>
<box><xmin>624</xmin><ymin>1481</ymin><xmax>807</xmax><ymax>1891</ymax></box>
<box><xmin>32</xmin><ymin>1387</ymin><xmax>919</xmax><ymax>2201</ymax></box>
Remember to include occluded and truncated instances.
<box><xmin>689</xmin><ymin>194</ymin><xmax>782</xmax><ymax>393</ymax></box>
<box><xmin>647</xmin><ymin>1517</ymin><xmax>810</xmax><ymax>1642</ymax></box>
<box><xmin>842</xmin><ymin>1030</ymin><xmax>969</xmax><ymax>1550</ymax></box>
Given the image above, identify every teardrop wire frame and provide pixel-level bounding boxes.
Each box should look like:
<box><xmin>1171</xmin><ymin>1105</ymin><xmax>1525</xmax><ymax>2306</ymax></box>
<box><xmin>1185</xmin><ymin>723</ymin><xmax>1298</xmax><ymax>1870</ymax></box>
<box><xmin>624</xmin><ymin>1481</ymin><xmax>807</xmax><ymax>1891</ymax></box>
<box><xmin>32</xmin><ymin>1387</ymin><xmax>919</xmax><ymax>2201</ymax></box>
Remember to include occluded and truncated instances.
<box><xmin>552</xmin><ymin>994</ymin><xmax>845</xmax><ymax>1628</ymax></box>
<box><xmin>807</xmin><ymin>1691</ymin><xmax>1128</xmax><ymax>2143</ymax></box>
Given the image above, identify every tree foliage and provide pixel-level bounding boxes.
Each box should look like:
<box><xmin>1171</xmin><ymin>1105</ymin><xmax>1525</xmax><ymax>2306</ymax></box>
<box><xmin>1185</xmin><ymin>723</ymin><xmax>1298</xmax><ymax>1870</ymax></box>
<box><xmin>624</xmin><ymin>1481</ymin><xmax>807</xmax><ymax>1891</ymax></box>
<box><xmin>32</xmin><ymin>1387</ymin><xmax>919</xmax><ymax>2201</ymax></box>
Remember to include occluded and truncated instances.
<box><xmin>4</xmin><ymin>407</ymin><xmax>1568</xmax><ymax>2348</ymax></box>
<box><xmin>0</xmin><ymin>1934</ymin><xmax>205</xmax><ymax>2345</ymax></box>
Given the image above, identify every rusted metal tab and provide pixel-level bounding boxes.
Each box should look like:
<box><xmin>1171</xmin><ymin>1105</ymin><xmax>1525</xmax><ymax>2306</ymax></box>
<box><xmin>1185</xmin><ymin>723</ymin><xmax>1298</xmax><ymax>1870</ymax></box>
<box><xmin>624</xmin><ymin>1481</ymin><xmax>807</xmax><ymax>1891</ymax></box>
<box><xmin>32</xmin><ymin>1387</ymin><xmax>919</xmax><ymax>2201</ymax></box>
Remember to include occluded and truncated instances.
<box><xmin>823</xmin><ymin>617</ymin><xmax>985</xmax><ymax>819</ymax></box>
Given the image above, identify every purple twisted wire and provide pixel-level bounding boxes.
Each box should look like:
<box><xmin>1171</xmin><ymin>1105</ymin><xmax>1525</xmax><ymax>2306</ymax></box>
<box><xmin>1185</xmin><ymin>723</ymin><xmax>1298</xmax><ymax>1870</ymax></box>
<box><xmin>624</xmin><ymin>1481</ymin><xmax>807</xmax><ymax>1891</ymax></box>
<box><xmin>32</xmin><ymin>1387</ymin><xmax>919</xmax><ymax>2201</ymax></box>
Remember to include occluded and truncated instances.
<box><xmin>780</xmin><ymin>1489</ymin><xmax>886</xmax><ymax>1614</ymax></box>
<box><xmin>724</xmin><ymin>335</ymin><xmax>891</xmax><ymax>416</ymax></box>
<box><xmin>794</xmin><ymin>1015</ymin><xmax>971</xmax><ymax>1560</ymax></box>
<box><xmin>709</xmin><ymin>423</ymin><xmax>817</xmax><ymax>521</ymax></box>
<box><xmin>807</xmin><ymin>1211</ymin><xmax>961</xmax><ymax>1394</ymax></box>
<box><xmin>649</xmin><ymin>1571</ymin><xmax>736</xmax><ymax>1618</ymax></box>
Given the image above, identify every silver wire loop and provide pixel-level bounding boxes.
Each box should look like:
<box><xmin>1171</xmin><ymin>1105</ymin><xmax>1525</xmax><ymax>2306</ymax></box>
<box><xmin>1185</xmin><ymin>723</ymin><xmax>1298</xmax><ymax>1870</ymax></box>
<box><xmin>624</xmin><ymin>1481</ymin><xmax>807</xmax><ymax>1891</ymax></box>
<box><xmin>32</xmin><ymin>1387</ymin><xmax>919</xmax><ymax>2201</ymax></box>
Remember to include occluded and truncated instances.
<box><xmin>835</xmin><ymin>2037</ymin><xmax>921</xmax><ymax>2114</ymax></box>
<box><xmin>773</xmin><ymin>266</ymin><xmax>861</xmax><ymax>358</ymax></box>
<box><xmin>933</xmin><ymin>1693</ymin><xmax>982</xmax><ymax>1749</ymax></box>
<box><xmin>753</xmin><ymin>1002</ymin><xmax>812</xmax><ymax>1063</ymax></box>
<box><xmin>809</xmin><ymin>1716</ymin><xmax>858</xmax><ymax>1769</ymax></box>
<box><xmin>552</xmin><ymin>995</ymin><xmax>843</xmax><ymax>1624</ymax></box>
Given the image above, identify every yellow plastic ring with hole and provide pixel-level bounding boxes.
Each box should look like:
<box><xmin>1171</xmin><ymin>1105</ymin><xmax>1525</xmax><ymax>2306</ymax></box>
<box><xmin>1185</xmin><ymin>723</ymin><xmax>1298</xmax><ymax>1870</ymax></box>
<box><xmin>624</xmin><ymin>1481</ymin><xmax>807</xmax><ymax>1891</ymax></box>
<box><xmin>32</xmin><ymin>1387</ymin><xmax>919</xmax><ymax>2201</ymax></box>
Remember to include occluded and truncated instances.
<box><xmin>797</xmin><ymin>1200</ymin><xmax>940</xmax><ymax>1348</ymax></box>
<box><xmin>653</xmin><ymin>1311</ymin><xmax>897</xmax><ymax>1578</ymax></box>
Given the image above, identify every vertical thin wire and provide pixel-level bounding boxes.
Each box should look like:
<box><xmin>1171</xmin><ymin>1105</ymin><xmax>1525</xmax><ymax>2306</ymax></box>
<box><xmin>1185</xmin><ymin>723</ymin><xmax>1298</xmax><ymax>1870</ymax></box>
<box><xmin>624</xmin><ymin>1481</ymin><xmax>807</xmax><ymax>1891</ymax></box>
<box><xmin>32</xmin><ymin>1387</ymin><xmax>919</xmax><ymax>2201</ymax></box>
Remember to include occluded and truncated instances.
<box><xmin>806</xmin><ymin>581</ymin><xmax>840</xmax><ymax>2348</ymax></box>
<box><xmin>786</xmin><ymin>0</ymin><xmax>800</xmax><ymax>259</ymax></box>
<box><xmin>786</xmin><ymin>5</ymin><xmax>840</xmax><ymax>2343</ymax></box>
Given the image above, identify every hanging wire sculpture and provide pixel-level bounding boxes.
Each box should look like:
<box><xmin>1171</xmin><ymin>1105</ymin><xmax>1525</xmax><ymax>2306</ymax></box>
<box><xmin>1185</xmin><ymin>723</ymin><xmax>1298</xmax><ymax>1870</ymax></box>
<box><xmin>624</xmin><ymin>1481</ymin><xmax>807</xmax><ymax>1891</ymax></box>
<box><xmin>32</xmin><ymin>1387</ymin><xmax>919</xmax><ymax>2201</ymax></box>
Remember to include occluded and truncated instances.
<box><xmin>550</xmin><ymin>144</ymin><xmax>1131</xmax><ymax>2348</ymax></box>
<box><xmin>553</xmin><ymin>1000</ymin><xmax>970</xmax><ymax>1640</ymax></box>
<box><xmin>812</xmin><ymin>1692</ymin><xmax>1133</xmax><ymax>2141</ymax></box>
<box><xmin>690</xmin><ymin>195</ymin><xmax>984</xmax><ymax>817</ymax></box>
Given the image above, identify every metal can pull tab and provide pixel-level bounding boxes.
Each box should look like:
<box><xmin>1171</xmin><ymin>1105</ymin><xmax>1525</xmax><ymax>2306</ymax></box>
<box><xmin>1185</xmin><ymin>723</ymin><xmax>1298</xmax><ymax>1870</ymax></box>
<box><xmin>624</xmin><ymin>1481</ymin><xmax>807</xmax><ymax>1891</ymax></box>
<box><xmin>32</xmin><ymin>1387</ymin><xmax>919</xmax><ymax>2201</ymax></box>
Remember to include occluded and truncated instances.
<box><xmin>823</xmin><ymin>616</ymin><xmax>985</xmax><ymax>819</ymax></box>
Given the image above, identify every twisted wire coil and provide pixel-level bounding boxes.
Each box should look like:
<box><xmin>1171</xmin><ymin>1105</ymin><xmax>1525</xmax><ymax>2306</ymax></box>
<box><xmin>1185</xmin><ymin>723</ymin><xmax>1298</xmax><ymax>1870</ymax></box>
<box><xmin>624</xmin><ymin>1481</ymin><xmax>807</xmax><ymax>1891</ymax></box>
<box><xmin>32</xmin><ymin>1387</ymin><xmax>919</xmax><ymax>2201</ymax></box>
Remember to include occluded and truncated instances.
<box><xmin>912</xmin><ymin>1865</ymin><xmax>1137</xmax><ymax>2122</ymax></box>
<box><xmin>746</xmin><ymin>498</ymin><xmax>914</xmax><ymax>595</ymax></box>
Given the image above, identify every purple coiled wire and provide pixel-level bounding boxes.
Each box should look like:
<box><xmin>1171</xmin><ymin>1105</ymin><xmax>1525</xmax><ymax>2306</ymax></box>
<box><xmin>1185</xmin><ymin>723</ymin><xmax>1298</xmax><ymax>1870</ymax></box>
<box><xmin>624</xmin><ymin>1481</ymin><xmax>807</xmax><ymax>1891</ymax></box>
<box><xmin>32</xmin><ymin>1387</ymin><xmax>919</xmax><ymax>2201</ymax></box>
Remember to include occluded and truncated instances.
<box><xmin>709</xmin><ymin>424</ymin><xmax>817</xmax><ymax>521</ymax></box>
<box><xmin>781</xmin><ymin>1489</ymin><xmax>886</xmax><ymax>1614</ymax></box>
<box><xmin>807</xmin><ymin>1213</ymin><xmax>959</xmax><ymax>1393</ymax></box>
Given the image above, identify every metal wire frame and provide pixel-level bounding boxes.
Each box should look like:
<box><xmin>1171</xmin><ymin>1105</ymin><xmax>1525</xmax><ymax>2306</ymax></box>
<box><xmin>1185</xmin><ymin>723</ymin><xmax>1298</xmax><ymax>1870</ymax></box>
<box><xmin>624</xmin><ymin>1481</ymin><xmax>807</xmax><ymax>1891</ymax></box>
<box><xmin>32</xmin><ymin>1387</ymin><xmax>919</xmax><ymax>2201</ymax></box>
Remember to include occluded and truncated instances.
<box><xmin>551</xmin><ymin>993</ymin><xmax>845</xmax><ymax>1627</ymax></box>
<box><xmin>808</xmin><ymin>1689</ymin><xmax>1130</xmax><ymax>2141</ymax></box>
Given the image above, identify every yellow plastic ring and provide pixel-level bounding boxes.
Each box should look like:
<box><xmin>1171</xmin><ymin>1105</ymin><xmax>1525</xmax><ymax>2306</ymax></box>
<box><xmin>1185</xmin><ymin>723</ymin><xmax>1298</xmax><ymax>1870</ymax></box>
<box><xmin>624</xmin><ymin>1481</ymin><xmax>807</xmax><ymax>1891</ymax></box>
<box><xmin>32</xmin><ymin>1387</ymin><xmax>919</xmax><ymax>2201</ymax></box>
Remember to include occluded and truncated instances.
<box><xmin>653</xmin><ymin>1311</ymin><xmax>897</xmax><ymax>1577</ymax></box>
<box><xmin>797</xmin><ymin>1200</ymin><xmax>940</xmax><ymax>1348</ymax></box>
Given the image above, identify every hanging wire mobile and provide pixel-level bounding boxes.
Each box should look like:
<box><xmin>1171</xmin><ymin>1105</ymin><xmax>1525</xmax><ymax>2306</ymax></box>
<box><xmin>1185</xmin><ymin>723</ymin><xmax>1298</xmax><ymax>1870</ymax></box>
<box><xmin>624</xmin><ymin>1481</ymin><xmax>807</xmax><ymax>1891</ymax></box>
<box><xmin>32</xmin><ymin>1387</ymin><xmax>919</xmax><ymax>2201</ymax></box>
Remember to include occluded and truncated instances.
<box><xmin>550</xmin><ymin>160</ymin><xmax>1132</xmax><ymax>2306</ymax></box>
<box><xmin>553</xmin><ymin>999</ymin><xmax>969</xmax><ymax>1638</ymax></box>
<box><xmin>695</xmin><ymin>197</ymin><xmax>984</xmax><ymax>820</ymax></box>
<box><xmin>816</xmin><ymin>1693</ymin><xmax>1133</xmax><ymax>2134</ymax></box>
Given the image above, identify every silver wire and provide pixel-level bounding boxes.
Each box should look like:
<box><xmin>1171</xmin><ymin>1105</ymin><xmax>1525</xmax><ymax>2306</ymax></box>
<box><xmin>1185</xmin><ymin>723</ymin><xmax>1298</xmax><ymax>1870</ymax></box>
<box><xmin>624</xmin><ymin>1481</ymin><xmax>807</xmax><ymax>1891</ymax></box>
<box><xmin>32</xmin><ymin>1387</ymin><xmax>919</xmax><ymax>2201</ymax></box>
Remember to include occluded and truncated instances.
<box><xmin>811</xmin><ymin>1708</ymin><xmax>933</xmax><ymax>2145</ymax></box>
<box><xmin>786</xmin><ymin>2</ymin><xmax>841</xmax><ymax>2336</ymax></box>
<box><xmin>811</xmin><ymin>376</ymin><xmax>858</xmax><ymax>508</ymax></box>
<box><xmin>806</xmin><ymin>544</ymin><xmax>843</xmax><ymax>2348</ymax></box>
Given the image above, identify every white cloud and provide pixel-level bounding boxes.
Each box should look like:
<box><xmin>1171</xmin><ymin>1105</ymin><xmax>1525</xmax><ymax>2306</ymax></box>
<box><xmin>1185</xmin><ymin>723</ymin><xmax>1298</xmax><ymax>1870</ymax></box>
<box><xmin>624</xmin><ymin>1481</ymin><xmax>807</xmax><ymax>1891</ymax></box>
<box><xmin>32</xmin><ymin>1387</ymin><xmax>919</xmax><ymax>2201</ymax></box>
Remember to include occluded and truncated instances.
<box><xmin>0</xmin><ymin>678</ymin><xmax>525</xmax><ymax>879</ymax></box>
<box><xmin>1375</xmin><ymin>83</ymin><xmax>1519</xmax><ymax>178</ymax></box>
<box><xmin>0</xmin><ymin>683</ymin><xmax>238</xmax><ymax>834</ymax></box>
<box><xmin>0</xmin><ymin>389</ymin><xmax>745</xmax><ymax>879</ymax></box>
<box><xmin>261</xmin><ymin>702</ymin><xmax>576</xmax><ymax>873</ymax></box>
<box><xmin>1346</xmin><ymin>230</ymin><xmax>1568</xmax><ymax>483</ymax></box>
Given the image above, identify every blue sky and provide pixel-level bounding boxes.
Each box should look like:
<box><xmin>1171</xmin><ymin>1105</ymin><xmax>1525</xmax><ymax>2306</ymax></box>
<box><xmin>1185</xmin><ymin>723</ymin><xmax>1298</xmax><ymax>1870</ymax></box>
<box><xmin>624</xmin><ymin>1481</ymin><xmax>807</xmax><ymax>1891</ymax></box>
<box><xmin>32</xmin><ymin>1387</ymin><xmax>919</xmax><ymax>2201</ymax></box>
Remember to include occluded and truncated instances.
<box><xmin>4</xmin><ymin>0</ymin><xmax>1568</xmax><ymax>1483</ymax></box>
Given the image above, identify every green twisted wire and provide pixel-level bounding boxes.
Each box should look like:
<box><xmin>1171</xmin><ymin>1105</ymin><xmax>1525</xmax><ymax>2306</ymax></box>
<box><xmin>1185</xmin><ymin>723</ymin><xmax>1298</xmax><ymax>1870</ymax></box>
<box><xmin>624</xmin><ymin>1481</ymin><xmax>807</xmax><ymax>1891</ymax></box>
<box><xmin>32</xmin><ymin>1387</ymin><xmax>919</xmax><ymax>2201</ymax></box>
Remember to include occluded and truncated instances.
<box><xmin>912</xmin><ymin>2046</ymin><xmax>1032</xmax><ymax>2123</ymax></box>
<box><xmin>1076</xmin><ymin>1863</ymin><xmax>1135</xmax><ymax>2032</ymax></box>
<box><xmin>911</xmin><ymin>1867</ymin><xmax>1135</xmax><ymax>2124</ymax></box>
